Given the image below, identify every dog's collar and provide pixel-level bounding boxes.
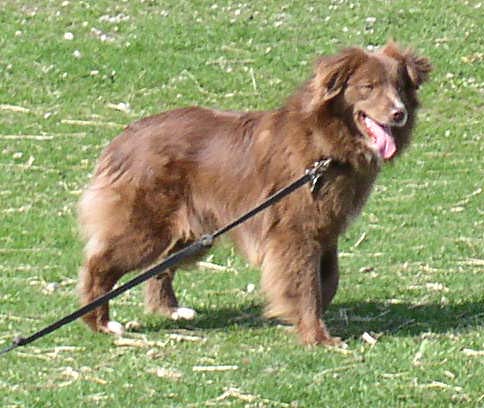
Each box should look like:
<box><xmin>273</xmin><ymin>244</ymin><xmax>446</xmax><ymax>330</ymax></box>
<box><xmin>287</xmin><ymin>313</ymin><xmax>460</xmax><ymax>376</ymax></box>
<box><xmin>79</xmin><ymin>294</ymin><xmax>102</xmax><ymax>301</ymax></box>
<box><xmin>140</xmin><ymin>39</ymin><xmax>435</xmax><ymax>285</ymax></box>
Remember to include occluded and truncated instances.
<box><xmin>305</xmin><ymin>158</ymin><xmax>333</xmax><ymax>194</ymax></box>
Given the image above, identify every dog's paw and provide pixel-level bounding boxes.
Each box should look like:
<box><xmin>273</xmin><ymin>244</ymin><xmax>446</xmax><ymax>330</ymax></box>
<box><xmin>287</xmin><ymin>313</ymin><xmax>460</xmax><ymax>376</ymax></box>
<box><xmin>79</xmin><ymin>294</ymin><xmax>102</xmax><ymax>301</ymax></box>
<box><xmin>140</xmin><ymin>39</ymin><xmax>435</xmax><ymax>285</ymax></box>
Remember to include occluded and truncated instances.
<box><xmin>320</xmin><ymin>336</ymin><xmax>347</xmax><ymax>348</ymax></box>
<box><xmin>170</xmin><ymin>307</ymin><xmax>197</xmax><ymax>321</ymax></box>
<box><xmin>104</xmin><ymin>320</ymin><xmax>125</xmax><ymax>336</ymax></box>
<box><xmin>297</xmin><ymin>319</ymin><xmax>346</xmax><ymax>347</ymax></box>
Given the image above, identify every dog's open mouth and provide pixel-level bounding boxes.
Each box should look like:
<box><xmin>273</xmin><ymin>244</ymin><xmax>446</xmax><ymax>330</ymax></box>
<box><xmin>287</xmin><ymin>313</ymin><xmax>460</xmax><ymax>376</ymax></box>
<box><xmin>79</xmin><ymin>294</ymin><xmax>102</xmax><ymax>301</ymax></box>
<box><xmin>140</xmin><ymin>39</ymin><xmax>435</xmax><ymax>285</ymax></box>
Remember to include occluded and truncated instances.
<box><xmin>357</xmin><ymin>113</ymin><xmax>396</xmax><ymax>160</ymax></box>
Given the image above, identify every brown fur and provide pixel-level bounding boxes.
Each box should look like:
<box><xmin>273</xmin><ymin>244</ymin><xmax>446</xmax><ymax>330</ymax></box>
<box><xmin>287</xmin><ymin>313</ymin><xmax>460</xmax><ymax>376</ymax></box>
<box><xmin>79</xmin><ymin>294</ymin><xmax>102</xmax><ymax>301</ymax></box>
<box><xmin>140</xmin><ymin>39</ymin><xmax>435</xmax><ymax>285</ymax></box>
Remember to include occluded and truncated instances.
<box><xmin>78</xmin><ymin>42</ymin><xmax>431</xmax><ymax>345</ymax></box>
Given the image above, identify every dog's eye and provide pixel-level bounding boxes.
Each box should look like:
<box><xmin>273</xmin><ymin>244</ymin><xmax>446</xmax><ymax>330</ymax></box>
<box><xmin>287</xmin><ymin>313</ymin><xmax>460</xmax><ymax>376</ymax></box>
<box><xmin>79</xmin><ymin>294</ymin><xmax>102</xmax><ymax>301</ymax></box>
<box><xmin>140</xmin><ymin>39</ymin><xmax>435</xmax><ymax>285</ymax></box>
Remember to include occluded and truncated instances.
<box><xmin>356</xmin><ymin>84</ymin><xmax>374</xmax><ymax>97</ymax></box>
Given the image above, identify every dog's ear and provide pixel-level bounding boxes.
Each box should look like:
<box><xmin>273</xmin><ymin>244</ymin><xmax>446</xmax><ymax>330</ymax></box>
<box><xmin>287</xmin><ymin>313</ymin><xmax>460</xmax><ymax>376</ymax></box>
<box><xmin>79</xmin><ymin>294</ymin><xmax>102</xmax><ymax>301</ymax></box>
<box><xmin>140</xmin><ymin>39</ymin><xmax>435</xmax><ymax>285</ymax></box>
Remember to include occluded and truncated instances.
<box><xmin>404</xmin><ymin>51</ymin><xmax>432</xmax><ymax>89</ymax></box>
<box><xmin>305</xmin><ymin>48</ymin><xmax>367</xmax><ymax>113</ymax></box>
<box><xmin>383</xmin><ymin>41</ymin><xmax>432</xmax><ymax>89</ymax></box>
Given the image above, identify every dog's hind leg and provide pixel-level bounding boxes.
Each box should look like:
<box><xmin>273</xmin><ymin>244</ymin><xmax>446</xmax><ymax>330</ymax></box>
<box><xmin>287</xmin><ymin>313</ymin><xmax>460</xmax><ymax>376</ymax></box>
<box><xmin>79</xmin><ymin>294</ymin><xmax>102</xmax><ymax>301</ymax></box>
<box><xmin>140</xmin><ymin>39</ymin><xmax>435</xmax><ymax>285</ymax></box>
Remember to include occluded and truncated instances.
<box><xmin>144</xmin><ymin>238</ymin><xmax>203</xmax><ymax>321</ymax></box>
<box><xmin>78</xmin><ymin>230</ymin><xmax>174</xmax><ymax>335</ymax></box>
<box><xmin>78</xmin><ymin>250</ymin><xmax>124</xmax><ymax>335</ymax></box>
<box><xmin>144</xmin><ymin>267</ymin><xmax>196</xmax><ymax>321</ymax></box>
<box><xmin>77</xmin><ymin>184</ymin><xmax>180</xmax><ymax>334</ymax></box>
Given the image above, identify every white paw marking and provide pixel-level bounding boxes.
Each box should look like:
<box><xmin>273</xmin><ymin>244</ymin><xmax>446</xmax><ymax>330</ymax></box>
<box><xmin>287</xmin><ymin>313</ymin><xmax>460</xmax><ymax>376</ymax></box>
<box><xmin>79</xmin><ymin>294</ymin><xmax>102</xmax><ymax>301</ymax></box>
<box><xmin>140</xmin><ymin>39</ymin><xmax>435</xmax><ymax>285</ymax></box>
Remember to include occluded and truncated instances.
<box><xmin>170</xmin><ymin>307</ymin><xmax>196</xmax><ymax>321</ymax></box>
<box><xmin>106</xmin><ymin>320</ymin><xmax>125</xmax><ymax>336</ymax></box>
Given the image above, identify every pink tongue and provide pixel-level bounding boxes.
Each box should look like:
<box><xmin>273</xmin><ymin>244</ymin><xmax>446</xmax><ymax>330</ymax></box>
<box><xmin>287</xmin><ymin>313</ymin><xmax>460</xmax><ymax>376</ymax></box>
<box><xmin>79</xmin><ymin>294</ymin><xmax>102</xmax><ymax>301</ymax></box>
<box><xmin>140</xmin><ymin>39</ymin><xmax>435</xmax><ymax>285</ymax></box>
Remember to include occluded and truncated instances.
<box><xmin>364</xmin><ymin>117</ymin><xmax>397</xmax><ymax>159</ymax></box>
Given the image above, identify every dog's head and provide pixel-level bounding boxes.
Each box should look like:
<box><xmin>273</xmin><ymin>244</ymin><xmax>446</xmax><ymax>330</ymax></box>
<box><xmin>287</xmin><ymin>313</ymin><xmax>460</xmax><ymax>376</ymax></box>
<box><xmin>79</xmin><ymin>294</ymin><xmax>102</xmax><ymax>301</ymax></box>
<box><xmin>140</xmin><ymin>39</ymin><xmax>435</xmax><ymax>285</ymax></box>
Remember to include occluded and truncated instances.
<box><xmin>307</xmin><ymin>42</ymin><xmax>431</xmax><ymax>159</ymax></box>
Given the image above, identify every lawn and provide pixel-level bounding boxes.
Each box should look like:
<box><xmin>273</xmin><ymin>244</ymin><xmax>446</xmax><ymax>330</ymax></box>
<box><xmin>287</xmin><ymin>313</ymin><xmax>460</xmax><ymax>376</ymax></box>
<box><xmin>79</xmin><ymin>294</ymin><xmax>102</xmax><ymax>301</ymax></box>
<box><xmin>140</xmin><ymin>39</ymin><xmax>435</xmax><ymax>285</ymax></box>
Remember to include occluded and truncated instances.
<box><xmin>0</xmin><ymin>0</ymin><xmax>482</xmax><ymax>407</ymax></box>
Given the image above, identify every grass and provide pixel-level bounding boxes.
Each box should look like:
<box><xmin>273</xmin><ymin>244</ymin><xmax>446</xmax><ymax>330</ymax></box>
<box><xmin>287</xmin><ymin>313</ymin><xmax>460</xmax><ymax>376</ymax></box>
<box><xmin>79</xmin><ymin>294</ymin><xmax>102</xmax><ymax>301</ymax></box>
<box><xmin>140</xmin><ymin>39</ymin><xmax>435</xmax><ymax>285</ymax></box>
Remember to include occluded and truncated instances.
<box><xmin>0</xmin><ymin>0</ymin><xmax>482</xmax><ymax>406</ymax></box>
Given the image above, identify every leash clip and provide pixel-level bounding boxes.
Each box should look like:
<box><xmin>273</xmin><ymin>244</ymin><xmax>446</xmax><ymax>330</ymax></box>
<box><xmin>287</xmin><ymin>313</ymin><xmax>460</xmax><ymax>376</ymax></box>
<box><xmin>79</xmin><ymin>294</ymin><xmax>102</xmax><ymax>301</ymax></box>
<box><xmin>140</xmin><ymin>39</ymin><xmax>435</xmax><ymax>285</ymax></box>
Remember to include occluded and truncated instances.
<box><xmin>306</xmin><ymin>158</ymin><xmax>332</xmax><ymax>194</ymax></box>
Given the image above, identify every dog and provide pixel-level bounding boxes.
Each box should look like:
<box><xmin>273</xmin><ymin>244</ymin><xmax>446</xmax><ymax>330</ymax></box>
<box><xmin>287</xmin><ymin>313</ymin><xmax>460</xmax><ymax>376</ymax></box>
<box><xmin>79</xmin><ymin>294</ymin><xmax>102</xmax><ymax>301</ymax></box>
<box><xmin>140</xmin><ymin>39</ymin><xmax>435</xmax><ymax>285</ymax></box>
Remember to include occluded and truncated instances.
<box><xmin>77</xmin><ymin>41</ymin><xmax>430</xmax><ymax>345</ymax></box>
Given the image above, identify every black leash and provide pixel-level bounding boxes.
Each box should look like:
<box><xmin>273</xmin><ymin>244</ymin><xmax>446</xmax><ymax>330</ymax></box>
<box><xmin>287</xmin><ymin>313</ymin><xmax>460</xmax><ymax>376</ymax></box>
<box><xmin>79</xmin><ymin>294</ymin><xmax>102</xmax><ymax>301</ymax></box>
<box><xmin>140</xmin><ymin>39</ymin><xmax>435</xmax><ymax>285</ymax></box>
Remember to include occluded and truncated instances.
<box><xmin>0</xmin><ymin>158</ymin><xmax>332</xmax><ymax>356</ymax></box>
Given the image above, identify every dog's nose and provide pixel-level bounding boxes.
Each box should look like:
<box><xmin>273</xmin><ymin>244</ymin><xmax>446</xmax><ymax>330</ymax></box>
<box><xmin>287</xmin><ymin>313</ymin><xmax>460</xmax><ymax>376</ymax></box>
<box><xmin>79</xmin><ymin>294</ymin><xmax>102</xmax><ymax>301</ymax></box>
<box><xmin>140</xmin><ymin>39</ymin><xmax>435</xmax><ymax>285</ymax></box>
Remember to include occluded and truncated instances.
<box><xmin>392</xmin><ymin>108</ymin><xmax>407</xmax><ymax>126</ymax></box>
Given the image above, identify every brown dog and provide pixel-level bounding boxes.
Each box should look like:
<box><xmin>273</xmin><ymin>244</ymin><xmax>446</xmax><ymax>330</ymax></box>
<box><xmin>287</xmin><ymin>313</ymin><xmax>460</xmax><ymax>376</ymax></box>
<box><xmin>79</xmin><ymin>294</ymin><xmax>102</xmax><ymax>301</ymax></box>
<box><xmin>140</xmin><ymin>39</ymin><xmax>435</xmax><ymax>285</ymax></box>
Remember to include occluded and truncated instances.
<box><xmin>78</xmin><ymin>42</ymin><xmax>430</xmax><ymax>345</ymax></box>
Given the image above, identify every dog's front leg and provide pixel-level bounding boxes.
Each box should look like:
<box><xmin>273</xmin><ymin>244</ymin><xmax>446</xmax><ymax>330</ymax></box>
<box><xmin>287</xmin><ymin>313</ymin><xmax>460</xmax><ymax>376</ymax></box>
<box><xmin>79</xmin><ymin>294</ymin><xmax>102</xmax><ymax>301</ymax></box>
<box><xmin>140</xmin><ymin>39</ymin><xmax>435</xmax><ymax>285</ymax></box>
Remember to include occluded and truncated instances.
<box><xmin>261</xmin><ymin>237</ymin><xmax>341</xmax><ymax>346</ymax></box>
<box><xmin>320</xmin><ymin>245</ymin><xmax>339</xmax><ymax>312</ymax></box>
<box><xmin>296</xmin><ymin>253</ymin><xmax>342</xmax><ymax>347</ymax></box>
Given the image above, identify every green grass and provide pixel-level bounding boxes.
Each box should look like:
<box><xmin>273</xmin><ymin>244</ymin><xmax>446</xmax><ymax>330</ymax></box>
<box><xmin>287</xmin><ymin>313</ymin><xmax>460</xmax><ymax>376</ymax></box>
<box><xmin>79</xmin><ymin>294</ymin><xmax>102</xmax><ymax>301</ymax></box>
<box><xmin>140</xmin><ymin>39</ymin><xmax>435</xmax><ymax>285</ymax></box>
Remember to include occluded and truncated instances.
<box><xmin>1</xmin><ymin>0</ymin><xmax>482</xmax><ymax>406</ymax></box>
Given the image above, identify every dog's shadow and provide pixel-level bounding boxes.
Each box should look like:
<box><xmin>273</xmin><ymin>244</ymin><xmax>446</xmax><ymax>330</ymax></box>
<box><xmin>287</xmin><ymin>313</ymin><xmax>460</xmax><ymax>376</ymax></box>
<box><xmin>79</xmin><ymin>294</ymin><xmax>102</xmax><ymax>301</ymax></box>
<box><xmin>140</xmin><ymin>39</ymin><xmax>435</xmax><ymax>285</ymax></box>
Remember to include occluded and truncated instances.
<box><xmin>328</xmin><ymin>300</ymin><xmax>483</xmax><ymax>339</ymax></box>
<box><xmin>142</xmin><ymin>300</ymin><xmax>483</xmax><ymax>339</ymax></box>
